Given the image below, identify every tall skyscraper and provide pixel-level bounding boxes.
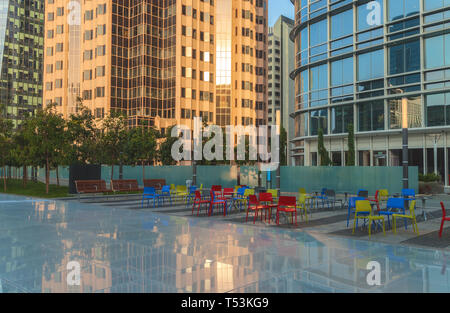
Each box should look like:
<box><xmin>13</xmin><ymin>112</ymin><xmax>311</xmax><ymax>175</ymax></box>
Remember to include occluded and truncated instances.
<box><xmin>290</xmin><ymin>0</ymin><xmax>450</xmax><ymax>185</ymax></box>
<box><xmin>43</xmin><ymin>0</ymin><xmax>268</xmax><ymax>133</ymax></box>
<box><xmin>0</xmin><ymin>0</ymin><xmax>44</xmax><ymax>127</ymax></box>
<box><xmin>268</xmin><ymin>15</ymin><xmax>294</xmax><ymax>165</ymax></box>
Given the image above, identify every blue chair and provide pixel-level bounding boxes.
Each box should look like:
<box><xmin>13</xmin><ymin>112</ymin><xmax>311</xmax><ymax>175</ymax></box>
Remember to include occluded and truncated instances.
<box><xmin>378</xmin><ymin>198</ymin><xmax>407</xmax><ymax>229</ymax></box>
<box><xmin>142</xmin><ymin>187</ymin><xmax>158</xmax><ymax>208</ymax></box>
<box><xmin>160</xmin><ymin>185</ymin><xmax>172</xmax><ymax>206</ymax></box>
<box><xmin>209</xmin><ymin>190</ymin><xmax>227</xmax><ymax>216</ymax></box>
<box><xmin>232</xmin><ymin>187</ymin><xmax>247</xmax><ymax>211</ymax></box>
<box><xmin>347</xmin><ymin>196</ymin><xmax>366</xmax><ymax>227</ymax></box>
<box><xmin>185</xmin><ymin>186</ymin><xmax>197</xmax><ymax>206</ymax></box>
<box><xmin>357</xmin><ymin>189</ymin><xmax>369</xmax><ymax>198</ymax></box>
<box><xmin>401</xmin><ymin>189</ymin><xmax>415</xmax><ymax>200</ymax></box>
<box><xmin>314</xmin><ymin>188</ymin><xmax>327</xmax><ymax>208</ymax></box>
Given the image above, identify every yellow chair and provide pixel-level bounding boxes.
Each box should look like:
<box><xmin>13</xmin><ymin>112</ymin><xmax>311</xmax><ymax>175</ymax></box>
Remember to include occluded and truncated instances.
<box><xmin>299</xmin><ymin>188</ymin><xmax>315</xmax><ymax>211</ymax></box>
<box><xmin>297</xmin><ymin>193</ymin><xmax>309</xmax><ymax>222</ymax></box>
<box><xmin>352</xmin><ymin>200</ymin><xmax>385</xmax><ymax>238</ymax></box>
<box><xmin>170</xmin><ymin>184</ymin><xmax>176</xmax><ymax>195</ymax></box>
<box><xmin>175</xmin><ymin>185</ymin><xmax>188</xmax><ymax>203</ymax></box>
<box><xmin>393</xmin><ymin>200</ymin><xmax>419</xmax><ymax>235</ymax></box>
<box><xmin>379</xmin><ymin>189</ymin><xmax>389</xmax><ymax>201</ymax></box>
<box><xmin>267</xmin><ymin>189</ymin><xmax>278</xmax><ymax>201</ymax></box>
<box><xmin>237</xmin><ymin>188</ymin><xmax>254</xmax><ymax>208</ymax></box>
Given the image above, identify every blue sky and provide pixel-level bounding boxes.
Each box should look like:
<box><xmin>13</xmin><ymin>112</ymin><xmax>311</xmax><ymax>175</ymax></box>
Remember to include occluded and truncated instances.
<box><xmin>268</xmin><ymin>0</ymin><xmax>295</xmax><ymax>26</ymax></box>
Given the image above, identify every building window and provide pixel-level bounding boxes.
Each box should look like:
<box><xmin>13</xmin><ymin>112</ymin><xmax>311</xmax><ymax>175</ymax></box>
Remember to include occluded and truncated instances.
<box><xmin>331</xmin><ymin>57</ymin><xmax>353</xmax><ymax>86</ymax></box>
<box><xmin>358</xmin><ymin>49</ymin><xmax>384</xmax><ymax>81</ymax></box>
<box><xmin>389</xmin><ymin>40</ymin><xmax>420</xmax><ymax>75</ymax></box>
<box><xmin>388</xmin><ymin>0</ymin><xmax>420</xmax><ymax>21</ymax></box>
<box><xmin>331</xmin><ymin>105</ymin><xmax>354</xmax><ymax>134</ymax></box>
<box><xmin>425</xmin><ymin>34</ymin><xmax>450</xmax><ymax>69</ymax></box>
<box><xmin>358</xmin><ymin>100</ymin><xmax>384</xmax><ymax>131</ymax></box>
<box><xmin>426</xmin><ymin>92</ymin><xmax>450</xmax><ymax>127</ymax></box>
<box><xmin>331</xmin><ymin>9</ymin><xmax>353</xmax><ymax>40</ymax></box>
<box><xmin>389</xmin><ymin>96</ymin><xmax>422</xmax><ymax>129</ymax></box>
<box><xmin>358</xmin><ymin>0</ymin><xmax>383</xmax><ymax>31</ymax></box>
<box><xmin>310</xmin><ymin>109</ymin><xmax>328</xmax><ymax>135</ymax></box>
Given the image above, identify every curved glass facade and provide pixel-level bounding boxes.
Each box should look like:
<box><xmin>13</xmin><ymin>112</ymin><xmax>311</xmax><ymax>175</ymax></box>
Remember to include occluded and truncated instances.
<box><xmin>290</xmin><ymin>0</ymin><xmax>450</xmax><ymax>170</ymax></box>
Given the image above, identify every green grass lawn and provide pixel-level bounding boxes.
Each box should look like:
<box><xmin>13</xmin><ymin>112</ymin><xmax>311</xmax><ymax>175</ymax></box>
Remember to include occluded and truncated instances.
<box><xmin>0</xmin><ymin>179</ymin><xmax>72</xmax><ymax>199</ymax></box>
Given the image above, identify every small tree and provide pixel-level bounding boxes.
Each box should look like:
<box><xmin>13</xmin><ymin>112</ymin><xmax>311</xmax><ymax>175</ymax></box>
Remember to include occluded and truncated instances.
<box><xmin>158</xmin><ymin>126</ymin><xmax>178</xmax><ymax>165</ymax></box>
<box><xmin>0</xmin><ymin>116</ymin><xmax>13</xmax><ymax>191</ymax></box>
<box><xmin>23</xmin><ymin>105</ymin><xmax>66</xmax><ymax>194</ymax></box>
<box><xmin>346</xmin><ymin>123</ymin><xmax>355</xmax><ymax>166</ymax></box>
<box><xmin>100</xmin><ymin>111</ymin><xmax>128</xmax><ymax>179</ymax></box>
<box><xmin>318</xmin><ymin>128</ymin><xmax>332</xmax><ymax>166</ymax></box>
<box><xmin>11</xmin><ymin>124</ymin><xmax>32</xmax><ymax>187</ymax></box>
<box><xmin>66</xmin><ymin>103</ymin><xmax>101</xmax><ymax>165</ymax></box>
<box><xmin>125</xmin><ymin>126</ymin><xmax>158</xmax><ymax>181</ymax></box>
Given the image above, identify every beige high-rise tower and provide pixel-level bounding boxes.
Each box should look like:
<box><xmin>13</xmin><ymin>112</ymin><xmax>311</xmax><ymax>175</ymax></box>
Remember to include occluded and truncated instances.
<box><xmin>43</xmin><ymin>0</ymin><xmax>268</xmax><ymax>132</ymax></box>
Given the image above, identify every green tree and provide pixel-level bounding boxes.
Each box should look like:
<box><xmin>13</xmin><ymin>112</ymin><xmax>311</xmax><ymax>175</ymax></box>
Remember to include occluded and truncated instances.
<box><xmin>158</xmin><ymin>126</ymin><xmax>178</xmax><ymax>165</ymax></box>
<box><xmin>100</xmin><ymin>111</ymin><xmax>128</xmax><ymax>179</ymax></box>
<box><xmin>22</xmin><ymin>105</ymin><xmax>66</xmax><ymax>194</ymax></box>
<box><xmin>66</xmin><ymin>102</ymin><xmax>102</xmax><ymax>165</ymax></box>
<box><xmin>125</xmin><ymin>126</ymin><xmax>158</xmax><ymax>180</ymax></box>
<box><xmin>0</xmin><ymin>116</ymin><xmax>13</xmax><ymax>191</ymax></box>
<box><xmin>318</xmin><ymin>128</ymin><xmax>332</xmax><ymax>166</ymax></box>
<box><xmin>346</xmin><ymin>123</ymin><xmax>355</xmax><ymax>166</ymax></box>
<box><xmin>11</xmin><ymin>123</ymin><xmax>32</xmax><ymax>187</ymax></box>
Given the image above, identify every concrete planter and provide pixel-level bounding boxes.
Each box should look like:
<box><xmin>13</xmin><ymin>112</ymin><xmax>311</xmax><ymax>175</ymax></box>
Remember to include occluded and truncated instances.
<box><xmin>419</xmin><ymin>181</ymin><xmax>444</xmax><ymax>195</ymax></box>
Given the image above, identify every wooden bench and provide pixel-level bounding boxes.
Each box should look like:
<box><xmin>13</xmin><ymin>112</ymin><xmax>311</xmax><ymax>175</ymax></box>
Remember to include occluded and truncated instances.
<box><xmin>74</xmin><ymin>180</ymin><xmax>112</xmax><ymax>195</ymax></box>
<box><xmin>143</xmin><ymin>179</ymin><xmax>166</xmax><ymax>190</ymax></box>
<box><xmin>111</xmin><ymin>179</ymin><xmax>142</xmax><ymax>193</ymax></box>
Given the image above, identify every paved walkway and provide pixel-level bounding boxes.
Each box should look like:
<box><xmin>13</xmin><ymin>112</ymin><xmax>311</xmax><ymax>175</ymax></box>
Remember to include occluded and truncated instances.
<box><xmin>70</xmin><ymin>194</ymin><xmax>450</xmax><ymax>251</ymax></box>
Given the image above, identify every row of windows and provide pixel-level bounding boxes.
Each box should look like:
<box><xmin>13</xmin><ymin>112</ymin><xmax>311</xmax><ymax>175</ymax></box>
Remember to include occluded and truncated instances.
<box><xmin>181</xmin><ymin>68</ymin><xmax>213</xmax><ymax>82</ymax></box>
<box><xmin>296</xmin><ymin>92</ymin><xmax>450</xmax><ymax>138</ymax></box>
<box><xmin>181</xmin><ymin>26</ymin><xmax>214</xmax><ymax>43</ymax></box>
<box><xmin>294</xmin><ymin>0</ymin><xmax>447</xmax><ymax>68</ymax></box>
<box><xmin>182</xmin><ymin>5</ymin><xmax>215</xmax><ymax>25</ymax></box>
<box><xmin>181</xmin><ymin>88</ymin><xmax>214</xmax><ymax>102</ymax></box>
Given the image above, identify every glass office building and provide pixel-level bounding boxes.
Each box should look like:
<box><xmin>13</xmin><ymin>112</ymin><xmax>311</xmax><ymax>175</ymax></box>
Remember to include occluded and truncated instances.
<box><xmin>0</xmin><ymin>0</ymin><xmax>44</xmax><ymax>127</ymax></box>
<box><xmin>290</xmin><ymin>0</ymin><xmax>450</xmax><ymax>184</ymax></box>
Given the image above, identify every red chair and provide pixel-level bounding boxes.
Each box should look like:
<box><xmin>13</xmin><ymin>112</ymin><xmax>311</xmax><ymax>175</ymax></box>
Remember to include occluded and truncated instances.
<box><xmin>192</xmin><ymin>190</ymin><xmax>210</xmax><ymax>216</ymax></box>
<box><xmin>276</xmin><ymin>196</ymin><xmax>298</xmax><ymax>226</ymax></box>
<box><xmin>223</xmin><ymin>188</ymin><xmax>234</xmax><ymax>198</ymax></box>
<box><xmin>368</xmin><ymin>190</ymin><xmax>380</xmax><ymax>211</ymax></box>
<box><xmin>259</xmin><ymin>192</ymin><xmax>277</xmax><ymax>224</ymax></box>
<box><xmin>209</xmin><ymin>190</ymin><xmax>227</xmax><ymax>216</ymax></box>
<box><xmin>246</xmin><ymin>195</ymin><xmax>266</xmax><ymax>224</ymax></box>
<box><xmin>439</xmin><ymin>202</ymin><xmax>450</xmax><ymax>237</ymax></box>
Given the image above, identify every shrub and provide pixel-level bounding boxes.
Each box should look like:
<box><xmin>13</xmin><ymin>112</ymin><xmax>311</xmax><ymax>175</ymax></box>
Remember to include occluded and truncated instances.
<box><xmin>419</xmin><ymin>173</ymin><xmax>441</xmax><ymax>182</ymax></box>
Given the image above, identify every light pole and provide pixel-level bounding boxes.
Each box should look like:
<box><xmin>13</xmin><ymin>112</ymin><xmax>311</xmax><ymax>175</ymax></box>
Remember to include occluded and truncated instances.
<box><xmin>402</xmin><ymin>97</ymin><xmax>408</xmax><ymax>190</ymax></box>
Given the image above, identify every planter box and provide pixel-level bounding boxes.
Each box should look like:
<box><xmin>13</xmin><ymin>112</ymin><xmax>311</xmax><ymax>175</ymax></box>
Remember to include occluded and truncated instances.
<box><xmin>419</xmin><ymin>181</ymin><xmax>444</xmax><ymax>195</ymax></box>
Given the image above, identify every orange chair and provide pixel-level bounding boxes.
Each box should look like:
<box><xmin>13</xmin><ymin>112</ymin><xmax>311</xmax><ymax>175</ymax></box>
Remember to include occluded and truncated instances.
<box><xmin>276</xmin><ymin>196</ymin><xmax>298</xmax><ymax>226</ymax></box>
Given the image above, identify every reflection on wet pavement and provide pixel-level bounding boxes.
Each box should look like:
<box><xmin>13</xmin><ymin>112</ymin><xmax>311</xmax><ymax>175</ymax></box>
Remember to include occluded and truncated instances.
<box><xmin>0</xmin><ymin>194</ymin><xmax>449</xmax><ymax>292</ymax></box>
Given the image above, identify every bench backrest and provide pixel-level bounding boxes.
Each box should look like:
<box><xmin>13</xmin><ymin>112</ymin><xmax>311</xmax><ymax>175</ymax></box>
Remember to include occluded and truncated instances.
<box><xmin>75</xmin><ymin>180</ymin><xmax>107</xmax><ymax>192</ymax></box>
<box><xmin>143</xmin><ymin>179</ymin><xmax>166</xmax><ymax>190</ymax></box>
<box><xmin>111</xmin><ymin>179</ymin><xmax>139</xmax><ymax>191</ymax></box>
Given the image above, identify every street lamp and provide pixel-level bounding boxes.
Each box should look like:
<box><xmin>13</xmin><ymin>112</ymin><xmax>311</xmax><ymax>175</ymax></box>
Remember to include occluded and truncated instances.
<box><xmin>402</xmin><ymin>97</ymin><xmax>408</xmax><ymax>189</ymax></box>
